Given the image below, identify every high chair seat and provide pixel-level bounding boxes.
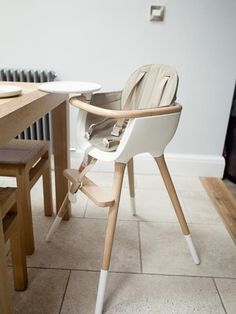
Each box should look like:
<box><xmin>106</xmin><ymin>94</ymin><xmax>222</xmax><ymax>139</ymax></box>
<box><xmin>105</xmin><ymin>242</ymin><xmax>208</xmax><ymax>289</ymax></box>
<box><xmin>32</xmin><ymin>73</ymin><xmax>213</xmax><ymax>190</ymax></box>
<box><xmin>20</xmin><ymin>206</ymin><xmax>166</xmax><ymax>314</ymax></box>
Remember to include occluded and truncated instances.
<box><xmin>46</xmin><ymin>64</ymin><xmax>200</xmax><ymax>314</ymax></box>
<box><xmin>0</xmin><ymin>139</ymin><xmax>53</xmax><ymax>255</ymax></box>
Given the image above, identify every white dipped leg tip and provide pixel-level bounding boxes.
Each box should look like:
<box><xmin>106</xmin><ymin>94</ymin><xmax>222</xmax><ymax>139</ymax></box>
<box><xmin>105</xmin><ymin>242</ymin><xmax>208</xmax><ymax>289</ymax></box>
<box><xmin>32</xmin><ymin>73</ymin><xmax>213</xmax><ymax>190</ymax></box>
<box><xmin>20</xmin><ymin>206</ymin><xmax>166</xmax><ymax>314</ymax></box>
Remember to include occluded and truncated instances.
<box><xmin>130</xmin><ymin>197</ymin><xmax>136</xmax><ymax>216</ymax></box>
<box><xmin>185</xmin><ymin>234</ymin><xmax>200</xmax><ymax>265</ymax></box>
<box><xmin>46</xmin><ymin>215</ymin><xmax>63</xmax><ymax>242</ymax></box>
<box><xmin>95</xmin><ymin>270</ymin><xmax>108</xmax><ymax>314</ymax></box>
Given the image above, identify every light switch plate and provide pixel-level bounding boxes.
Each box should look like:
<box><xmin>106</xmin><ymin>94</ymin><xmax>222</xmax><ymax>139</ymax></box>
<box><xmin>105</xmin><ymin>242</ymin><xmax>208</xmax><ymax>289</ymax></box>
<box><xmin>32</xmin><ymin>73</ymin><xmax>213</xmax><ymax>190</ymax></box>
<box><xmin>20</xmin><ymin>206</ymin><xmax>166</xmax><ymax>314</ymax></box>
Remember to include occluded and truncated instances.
<box><xmin>150</xmin><ymin>5</ymin><xmax>165</xmax><ymax>21</ymax></box>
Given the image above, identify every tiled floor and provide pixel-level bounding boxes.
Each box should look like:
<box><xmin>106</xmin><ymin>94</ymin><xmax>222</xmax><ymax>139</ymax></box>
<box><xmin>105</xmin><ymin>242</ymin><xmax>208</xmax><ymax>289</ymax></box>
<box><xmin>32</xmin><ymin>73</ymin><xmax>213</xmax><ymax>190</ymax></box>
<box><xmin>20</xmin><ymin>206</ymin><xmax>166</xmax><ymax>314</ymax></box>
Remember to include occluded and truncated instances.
<box><xmin>3</xmin><ymin>171</ymin><xmax>236</xmax><ymax>314</ymax></box>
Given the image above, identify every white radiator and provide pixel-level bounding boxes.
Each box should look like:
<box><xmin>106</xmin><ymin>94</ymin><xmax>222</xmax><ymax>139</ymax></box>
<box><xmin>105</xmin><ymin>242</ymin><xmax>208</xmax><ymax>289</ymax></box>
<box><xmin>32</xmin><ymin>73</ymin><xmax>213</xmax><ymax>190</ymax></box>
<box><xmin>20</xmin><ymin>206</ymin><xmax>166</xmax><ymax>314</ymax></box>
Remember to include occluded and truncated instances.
<box><xmin>0</xmin><ymin>68</ymin><xmax>56</xmax><ymax>141</ymax></box>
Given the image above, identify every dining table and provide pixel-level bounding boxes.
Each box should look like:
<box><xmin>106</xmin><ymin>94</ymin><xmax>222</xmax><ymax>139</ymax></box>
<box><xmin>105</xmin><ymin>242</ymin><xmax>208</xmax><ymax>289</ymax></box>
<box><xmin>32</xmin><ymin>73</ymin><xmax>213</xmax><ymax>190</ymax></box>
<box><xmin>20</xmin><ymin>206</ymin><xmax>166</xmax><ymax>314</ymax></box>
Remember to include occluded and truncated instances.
<box><xmin>0</xmin><ymin>81</ymin><xmax>71</xmax><ymax>314</ymax></box>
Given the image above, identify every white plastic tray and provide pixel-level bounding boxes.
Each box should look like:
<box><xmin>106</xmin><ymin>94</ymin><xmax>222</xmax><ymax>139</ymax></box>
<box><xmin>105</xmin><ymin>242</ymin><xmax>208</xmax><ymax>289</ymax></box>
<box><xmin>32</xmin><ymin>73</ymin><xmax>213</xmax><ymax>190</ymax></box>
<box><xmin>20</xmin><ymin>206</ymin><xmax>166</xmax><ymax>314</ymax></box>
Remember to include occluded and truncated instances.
<box><xmin>38</xmin><ymin>81</ymin><xmax>101</xmax><ymax>94</ymax></box>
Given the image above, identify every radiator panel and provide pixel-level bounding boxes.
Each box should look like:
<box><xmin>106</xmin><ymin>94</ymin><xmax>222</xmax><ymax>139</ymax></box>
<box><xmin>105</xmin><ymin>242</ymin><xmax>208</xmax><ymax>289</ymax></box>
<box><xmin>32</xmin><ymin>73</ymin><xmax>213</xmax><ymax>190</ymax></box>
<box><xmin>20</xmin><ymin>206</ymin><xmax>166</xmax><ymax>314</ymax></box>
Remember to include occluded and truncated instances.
<box><xmin>0</xmin><ymin>68</ymin><xmax>56</xmax><ymax>141</ymax></box>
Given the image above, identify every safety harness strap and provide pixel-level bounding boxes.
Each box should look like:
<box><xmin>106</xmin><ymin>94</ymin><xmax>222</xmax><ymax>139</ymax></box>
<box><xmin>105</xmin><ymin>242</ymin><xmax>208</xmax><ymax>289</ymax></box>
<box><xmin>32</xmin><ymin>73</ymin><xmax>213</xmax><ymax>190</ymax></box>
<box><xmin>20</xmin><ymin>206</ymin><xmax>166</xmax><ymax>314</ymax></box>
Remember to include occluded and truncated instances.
<box><xmin>104</xmin><ymin>75</ymin><xmax>170</xmax><ymax>149</ymax></box>
<box><xmin>111</xmin><ymin>71</ymin><xmax>147</xmax><ymax>137</ymax></box>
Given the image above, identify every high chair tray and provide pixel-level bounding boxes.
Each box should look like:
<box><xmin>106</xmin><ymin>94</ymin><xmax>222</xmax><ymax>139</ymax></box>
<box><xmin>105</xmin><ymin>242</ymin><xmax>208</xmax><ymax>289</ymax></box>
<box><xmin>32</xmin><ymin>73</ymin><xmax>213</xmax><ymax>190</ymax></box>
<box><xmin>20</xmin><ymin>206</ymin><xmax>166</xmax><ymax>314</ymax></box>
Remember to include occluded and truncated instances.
<box><xmin>38</xmin><ymin>81</ymin><xmax>101</xmax><ymax>94</ymax></box>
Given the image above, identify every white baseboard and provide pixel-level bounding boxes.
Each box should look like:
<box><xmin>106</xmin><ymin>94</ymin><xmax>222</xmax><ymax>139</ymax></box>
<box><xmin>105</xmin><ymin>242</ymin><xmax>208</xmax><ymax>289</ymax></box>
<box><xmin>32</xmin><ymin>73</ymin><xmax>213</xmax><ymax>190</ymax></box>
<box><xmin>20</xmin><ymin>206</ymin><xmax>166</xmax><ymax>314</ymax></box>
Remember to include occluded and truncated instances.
<box><xmin>69</xmin><ymin>152</ymin><xmax>225</xmax><ymax>178</ymax></box>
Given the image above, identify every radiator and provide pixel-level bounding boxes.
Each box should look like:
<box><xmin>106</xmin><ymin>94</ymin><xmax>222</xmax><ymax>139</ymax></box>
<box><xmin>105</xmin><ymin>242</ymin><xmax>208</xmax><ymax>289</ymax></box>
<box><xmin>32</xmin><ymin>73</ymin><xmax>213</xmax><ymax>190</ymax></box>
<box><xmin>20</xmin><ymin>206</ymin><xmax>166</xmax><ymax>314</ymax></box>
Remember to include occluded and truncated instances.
<box><xmin>0</xmin><ymin>68</ymin><xmax>56</xmax><ymax>141</ymax></box>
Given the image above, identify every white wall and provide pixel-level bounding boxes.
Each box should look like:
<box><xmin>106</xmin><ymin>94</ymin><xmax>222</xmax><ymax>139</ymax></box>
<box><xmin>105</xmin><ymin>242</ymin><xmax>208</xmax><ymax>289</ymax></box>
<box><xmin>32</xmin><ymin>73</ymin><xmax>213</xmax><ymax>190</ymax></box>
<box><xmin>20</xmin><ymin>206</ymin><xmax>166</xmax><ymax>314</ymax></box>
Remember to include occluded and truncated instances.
<box><xmin>1</xmin><ymin>0</ymin><xmax>236</xmax><ymax>175</ymax></box>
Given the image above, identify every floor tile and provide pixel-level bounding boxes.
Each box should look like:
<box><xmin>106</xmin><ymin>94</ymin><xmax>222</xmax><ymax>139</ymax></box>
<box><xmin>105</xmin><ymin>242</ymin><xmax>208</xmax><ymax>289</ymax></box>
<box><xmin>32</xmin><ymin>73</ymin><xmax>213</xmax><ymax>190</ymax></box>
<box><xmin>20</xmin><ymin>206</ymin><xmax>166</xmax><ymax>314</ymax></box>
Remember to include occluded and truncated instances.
<box><xmin>172</xmin><ymin>176</ymin><xmax>206</xmax><ymax>192</ymax></box>
<box><xmin>215</xmin><ymin>278</ymin><xmax>236</xmax><ymax>314</ymax></box>
<box><xmin>86</xmin><ymin>188</ymin><xmax>191</xmax><ymax>223</ymax></box>
<box><xmin>9</xmin><ymin>268</ymin><xmax>69</xmax><ymax>314</ymax></box>
<box><xmin>0</xmin><ymin>176</ymin><xmax>16</xmax><ymax>187</ymax></box>
<box><xmin>134</xmin><ymin>174</ymin><xmax>166</xmax><ymax>190</ymax></box>
<box><xmin>61</xmin><ymin>271</ymin><xmax>224</xmax><ymax>314</ymax></box>
<box><xmin>30</xmin><ymin>177</ymin><xmax>87</xmax><ymax>218</ymax></box>
<box><xmin>88</xmin><ymin>171</ymin><xmax>129</xmax><ymax>189</ymax></box>
<box><xmin>3</xmin><ymin>171</ymin><xmax>236</xmax><ymax>314</ymax></box>
<box><xmin>140</xmin><ymin>222</ymin><xmax>236</xmax><ymax>278</ymax></box>
<box><xmin>60</xmin><ymin>271</ymin><xmax>98</xmax><ymax>314</ymax></box>
<box><xmin>26</xmin><ymin>216</ymin><xmax>141</xmax><ymax>273</ymax></box>
<box><xmin>180</xmin><ymin>190</ymin><xmax>222</xmax><ymax>224</ymax></box>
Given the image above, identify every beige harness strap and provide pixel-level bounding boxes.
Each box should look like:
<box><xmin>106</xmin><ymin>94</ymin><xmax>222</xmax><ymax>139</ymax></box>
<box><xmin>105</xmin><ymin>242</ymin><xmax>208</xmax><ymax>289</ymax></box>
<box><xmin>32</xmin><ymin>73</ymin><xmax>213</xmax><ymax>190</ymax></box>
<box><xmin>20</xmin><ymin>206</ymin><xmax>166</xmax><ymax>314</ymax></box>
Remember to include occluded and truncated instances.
<box><xmin>85</xmin><ymin>117</ymin><xmax>111</xmax><ymax>140</ymax></box>
<box><xmin>111</xmin><ymin>71</ymin><xmax>146</xmax><ymax>137</ymax></box>
<box><xmin>151</xmin><ymin>75</ymin><xmax>170</xmax><ymax>106</ymax></box>
<box><xmin>103</xmin><ymin>75</ymin><xmax>170</xmax><ymax>149</ymax></box>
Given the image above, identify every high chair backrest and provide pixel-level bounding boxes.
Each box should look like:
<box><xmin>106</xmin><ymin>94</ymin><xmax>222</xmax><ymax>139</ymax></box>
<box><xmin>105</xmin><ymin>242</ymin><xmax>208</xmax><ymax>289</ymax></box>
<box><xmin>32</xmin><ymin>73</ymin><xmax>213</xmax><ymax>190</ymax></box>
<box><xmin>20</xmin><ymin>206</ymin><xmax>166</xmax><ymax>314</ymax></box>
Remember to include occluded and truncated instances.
<box><xmin>121</xmin><ymin>64</ymin><xmax>178</xmax><ymax>110</ymax></box>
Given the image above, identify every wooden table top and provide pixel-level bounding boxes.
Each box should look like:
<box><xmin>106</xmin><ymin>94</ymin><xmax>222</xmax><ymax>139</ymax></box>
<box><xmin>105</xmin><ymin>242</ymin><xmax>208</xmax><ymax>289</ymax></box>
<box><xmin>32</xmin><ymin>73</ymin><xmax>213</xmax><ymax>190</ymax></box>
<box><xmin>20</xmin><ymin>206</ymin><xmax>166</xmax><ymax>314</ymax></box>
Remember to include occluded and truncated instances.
<box><xmin>0</xmin><ymin>81</ymin><xmax>67</xmax><ymax>145</ymax></box>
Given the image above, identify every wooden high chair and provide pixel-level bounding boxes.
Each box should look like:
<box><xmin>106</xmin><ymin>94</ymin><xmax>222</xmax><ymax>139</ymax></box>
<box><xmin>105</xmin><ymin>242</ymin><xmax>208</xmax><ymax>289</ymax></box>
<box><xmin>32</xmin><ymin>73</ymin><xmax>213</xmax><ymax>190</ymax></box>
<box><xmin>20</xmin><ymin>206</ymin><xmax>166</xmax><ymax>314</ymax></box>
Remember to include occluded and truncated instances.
<box><xmin>46</xmin><ymin>64</ymin><xmax>200</xmax><ymax>314</ymax></box>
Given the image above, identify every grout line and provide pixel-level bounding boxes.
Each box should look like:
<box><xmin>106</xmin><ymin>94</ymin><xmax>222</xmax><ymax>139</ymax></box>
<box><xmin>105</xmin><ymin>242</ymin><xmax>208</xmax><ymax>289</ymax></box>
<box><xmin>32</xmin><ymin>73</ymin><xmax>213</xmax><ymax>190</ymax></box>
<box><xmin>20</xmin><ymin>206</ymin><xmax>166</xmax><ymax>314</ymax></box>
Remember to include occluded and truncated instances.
<box><xmin>212</xmin><ymin>278</ymin><xmax>227</xmax><ymax>314</ymax></box>
<box><xmin>137</xmin><ymin>221</ymin><xmax>143</xmax><ymax>273</ymax></box>
<box><xmin>59</xmin><ymin>270</ymin><xmax>71</xmax><ymax>314</ymax></box>
<box><xmin>24</xmin><ymin>265</ymin><xmax>236</xmax><ymax>281</ymax></box>
<box><xmin>57</xmin><ymin>215</ymin><xmax>224</xmax><ymax>226</ymax></box>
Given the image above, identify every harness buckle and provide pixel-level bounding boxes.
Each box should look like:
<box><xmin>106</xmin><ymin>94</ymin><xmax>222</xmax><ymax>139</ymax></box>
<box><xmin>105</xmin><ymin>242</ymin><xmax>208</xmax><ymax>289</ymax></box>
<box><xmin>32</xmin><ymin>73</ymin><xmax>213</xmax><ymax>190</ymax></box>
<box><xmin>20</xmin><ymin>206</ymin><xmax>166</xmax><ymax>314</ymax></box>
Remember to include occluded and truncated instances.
<box><xmin>111</xmin><ymin>124</ymin><xmax>123</xmax><ymax>137</ymax></box>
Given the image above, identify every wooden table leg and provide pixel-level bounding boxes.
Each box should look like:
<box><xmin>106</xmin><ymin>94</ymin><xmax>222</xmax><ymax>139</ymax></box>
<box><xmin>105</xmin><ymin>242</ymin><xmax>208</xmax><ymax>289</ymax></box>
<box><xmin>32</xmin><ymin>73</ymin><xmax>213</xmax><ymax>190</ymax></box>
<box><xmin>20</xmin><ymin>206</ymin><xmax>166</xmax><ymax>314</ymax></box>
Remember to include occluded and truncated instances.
<box><xmin>0</xmin><ymin>222</ymin><xmax>13</xmax><ymax>314</ymax></box>
<box><xmin>51</xmin><ymin>100</ymin><xmax>71</xmax><ymax>220</ymax></box>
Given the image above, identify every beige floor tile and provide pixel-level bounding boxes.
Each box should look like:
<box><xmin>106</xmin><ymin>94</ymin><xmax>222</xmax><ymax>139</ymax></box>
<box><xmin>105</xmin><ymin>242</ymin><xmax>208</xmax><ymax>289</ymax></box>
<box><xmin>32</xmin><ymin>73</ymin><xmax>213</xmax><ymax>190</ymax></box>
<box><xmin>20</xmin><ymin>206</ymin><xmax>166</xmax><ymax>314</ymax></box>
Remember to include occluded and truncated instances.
<box><xmin>9</xmin><ymin>268</ymin><xmax>69</xmax><ymax>314</ymax></box>
<box><xmin>88</xmin><ymin>171</ymin><xmax>115</xmax><ymax>188</ymax></box>
<box><xmin>180</xmin><ymin>190</ymin><xmax>222</xmax><ymax>224</ymax></box>
<box><xmin>0</xmin><ymin>176</ymin><xmax>8</xmax><ymax>186</ymax></box>
<box><xmin>26</xmin><ymin>216</ymin><xmax>140</xmax><ymax>273</ymax></box>
<box><xmin>134</xmin><ymin>174</ymin><xmax>166</xmax><ymax>190</ymax></box>
<box><xmin>30</xmin><ymin>177</ymin><xmax>87</xmax><ymax>218</ymax></box>
<box><xmin>88</xmin><ymin>171</ymin><xmax>130</xmax><ymax>188</ymax></box>
<box><xmin>89</xmin><ymin>171</ymin><xmax>167</xmax><ymax>191</ymax></box>
<box><xmin>61</xmin><ymin>271</ymin><xmax>224</xmax><ymax>314</ymax></box>
<box><xmin>86</xmin><ymin>188</ymin><xmax>191</xmax><ymax>223</ymax></box>
<box><xmin>172</xmin><ymin>176</ymin><xmax>206</xmax><ymax>192</ymax></box>
<box><xmin>88</xmin><ymin>168</ymin><xmax>132</xmax><ymax>188</ymax></box>
<box><xmin>60</xmin><ymin>270</ymin><xmax>98</xmax><ymax>314</ymax></box>
<box><xmin>0</xmin><ymin>176</ymin><xmax>16</xmax><ymax>187</ymax></box>
<box><xmin>215</xmin><ymin>278</ymin><xmax>236</xmax><ymax>314</ymax></box>
<box><xmin>140</xmin><ymin>222</ymin><xmax>236</xmax><ymax>278</ymax></box>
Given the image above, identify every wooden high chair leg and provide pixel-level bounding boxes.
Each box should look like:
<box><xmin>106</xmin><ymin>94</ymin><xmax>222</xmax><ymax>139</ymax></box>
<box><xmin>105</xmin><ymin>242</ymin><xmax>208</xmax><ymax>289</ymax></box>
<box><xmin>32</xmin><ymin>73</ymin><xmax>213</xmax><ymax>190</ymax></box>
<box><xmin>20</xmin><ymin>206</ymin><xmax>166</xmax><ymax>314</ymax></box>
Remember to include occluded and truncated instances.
<box><xmin>154</xmin><ymin>155</ymin><xmax>200</xmax><ymax>265</ymax></box>
<box><xmin>42</xmin><ymin>157</ymin><xmax>53</xmax><ymax>216</ymax></box>
<box><xmin>127</xmin><ymin>158</ymin><xmax>136</xmax><ymax>215</ymax></box>
<box><xmin>95</xmin><ymin>162</ymin><xmax>126</xmax><ymax>314</ymax></box>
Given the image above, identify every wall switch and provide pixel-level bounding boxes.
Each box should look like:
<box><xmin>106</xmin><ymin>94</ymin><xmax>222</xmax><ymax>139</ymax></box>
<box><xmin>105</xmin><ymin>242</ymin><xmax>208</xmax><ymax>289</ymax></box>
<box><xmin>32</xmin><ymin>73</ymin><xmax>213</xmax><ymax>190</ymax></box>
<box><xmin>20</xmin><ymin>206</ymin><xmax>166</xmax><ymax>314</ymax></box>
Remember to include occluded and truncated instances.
<box><xmin>150</xmin><ymin>5</ymin><xmax>165</xmax><ymax>21</ymax></box>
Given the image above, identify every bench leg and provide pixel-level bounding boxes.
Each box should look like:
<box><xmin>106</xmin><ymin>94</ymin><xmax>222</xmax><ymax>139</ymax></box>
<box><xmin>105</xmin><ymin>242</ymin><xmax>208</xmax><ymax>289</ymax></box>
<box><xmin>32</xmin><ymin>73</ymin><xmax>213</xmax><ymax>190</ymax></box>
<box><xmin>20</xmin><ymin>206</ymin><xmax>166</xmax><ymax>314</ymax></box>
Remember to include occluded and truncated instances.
<box><xmin>10</xmin><ymin>217</ymin><xmax>28</xmax><ymax>291</ymax></box>
<box><xmin>17</xmin><ymin>170</ymin><xmax>34</xmax><ymax>255</ymax></box>
<box><xmin>0</xmin><ymin>221</ymin><xmax>13</xmax><ymax>314</ymax></box>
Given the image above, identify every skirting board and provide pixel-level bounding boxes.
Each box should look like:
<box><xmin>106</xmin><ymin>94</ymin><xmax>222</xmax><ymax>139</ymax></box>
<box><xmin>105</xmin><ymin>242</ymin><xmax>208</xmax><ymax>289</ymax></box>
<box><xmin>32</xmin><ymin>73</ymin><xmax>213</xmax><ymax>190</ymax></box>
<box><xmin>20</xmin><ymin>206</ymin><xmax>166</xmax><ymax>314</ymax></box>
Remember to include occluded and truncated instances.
<box><xmin>70</xmin><ymin>151</ymin><xmax>225</xmax><ymax>178</ymax></box>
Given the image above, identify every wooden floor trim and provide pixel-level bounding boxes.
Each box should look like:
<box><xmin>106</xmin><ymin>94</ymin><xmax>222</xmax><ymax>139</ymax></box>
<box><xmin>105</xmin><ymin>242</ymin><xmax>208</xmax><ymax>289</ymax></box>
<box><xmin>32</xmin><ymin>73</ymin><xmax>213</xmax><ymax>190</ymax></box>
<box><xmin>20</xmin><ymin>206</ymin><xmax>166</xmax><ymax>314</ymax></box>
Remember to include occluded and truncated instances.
<box><xmin>200</xmin><ymin>177</ymin><xmax>236</xmax><ymax>244</ymax></box>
